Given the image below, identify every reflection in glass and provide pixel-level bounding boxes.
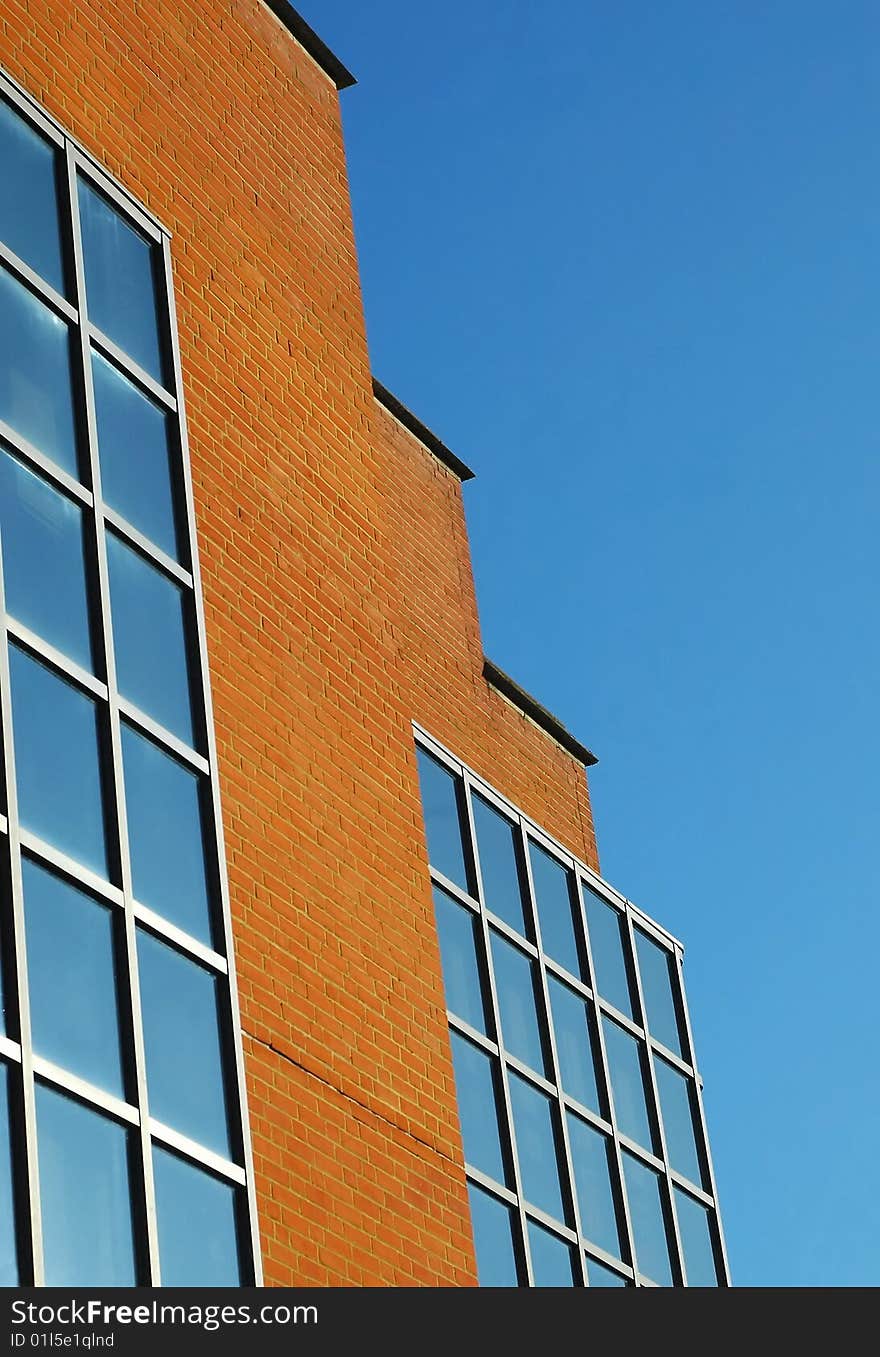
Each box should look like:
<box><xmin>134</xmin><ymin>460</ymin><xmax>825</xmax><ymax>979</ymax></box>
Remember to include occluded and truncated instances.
<box><xmin>528</xmin><ymin>1221</ymin><xmax>577</xmax><ymax>1286</ymax></box>
<box><xmin>603</xmin><ymin>1019</ymin><xmax>658</xmax><ymax>1154</ymax></box>
<box><xmin>508</xmin><ymin>1073</ymin><xmax>567</xmax><ymax>1225</ymax></box>
<box><xmin>0</xmin><ymin>449</ymin><xmax>92</xmax><ymax>669</ymax></box>
<box><xmin>138</xmin><ymin>930</ymin><xmax>231</xmax><ymax>1157</ymax></box>
<box><xmin>635</xmin><ymin>928</ymin><xmax>685</xmax><ymax>1057</ymax></box>
<box><xmin>9</xmin><ymin>646</ymin><xmax>108</xmax><ymax>877</ymax></box>
<box><xmin>107</xmin><ymin>533</ymin><xmax>195</xmax><ymax>744</ymax></box>
<box><xmin>467</xmin><ymin>1183</ymin><xmax>518</xmax><ymax>1287</ymax></box>
<box><xmin>0</xmin><ymin>1065</ymin><xmax>18</xmax><ymax>1284</ymax></box>
<box><xmin>675</xmin><ymin>1188</ymin><xmax>719</xmax><ymax>1287</ymax></box>
<box><xmin>548</xmin><ymin>976</ymin><xmax>602</xmax><ymax>1115</ymax></box>
<box><xmin>0</xmin><ymin>267</ymin><xmax>77</xmax><ymax>475</ymax></box>
<box><xmin>36</xmin><ymin>1084</ymin><xmax>137</xmax><ymax>1285</ymax></box>
<box><xmin>472</xmin><ymin>794</ymin><xmax>527</xmax><ymax>935</ymax></box>
<box><xmin>567</xmin><ymin>1114</ymin><xmax>623</xmax><ymax>1259</ymax></box>
<box><xmin>78</xmin><ymin>179</ymin><xmax>165</xmax><ymax>383</ymax></box>
<box><xmin>122</xmin><ymin>724</ymin><xmax>213</xmax><ymax>944</ymax></box>
<box><xmin>490</xmin><ymin>931</ymin><xmax>548</xmax><ymax>1077</ymax></box>
<box><xmin>24</xmin><ymin>859</ymin><xmax>124</xmax><ymax>1096</ymax></box>
<box><xmin>415</xmin><ymin>749</ymin><xmax>469</xmax><ymax>893</ymax></box>
<box><xmin>433</xmin><ymin>886</ymin><xmax>490</xmax><ymax>1035</ymax></box>
<box><xmin>92</xmin><ymin>351</ymin><xmax>178</xmax><ymax>558</ymax></box>
<box><xmin>584</xmin><ymin>889</ymin><xmax>634</xmax><ymax>1018</ymax></box>
<box><xmin>153</xmin><ymin>1148</ymin><xmax>242</xmax><ymax>1285</ymax></box>
<box><xmin>0</xmin><ymin>98</ymin><xmax>65</xmax><ymax>293</ymax></box>
<box><xmin>450</xmin><ymin>1033</ymin><xmax>508</xmax><ymax>1186</ymax></box>
<box><xmin>528</xmin><ymin>842</ymin><xmax>581</xmax><ymax>979</ymax></box>
<box><xmin>655</xmin><ymin>1058</ymin><xmax>704</xmax><ymax>1187</ymax></box>
<box><xmin>622</xmin><ymin>1152</ymin><xmax>673</xmax><ymax>1286</ymax></box>
<box><xmin>586</xmin><ymin>1256</ymin><xmax>629</xmax><ymax>1286</ymax></box>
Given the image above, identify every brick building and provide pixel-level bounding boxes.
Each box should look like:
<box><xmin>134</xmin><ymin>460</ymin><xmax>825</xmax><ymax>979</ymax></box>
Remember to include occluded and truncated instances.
<box><xmin>0</xmin><ymin>2</ymin><xmax>728</xmax><ymax>1286</ymax></box>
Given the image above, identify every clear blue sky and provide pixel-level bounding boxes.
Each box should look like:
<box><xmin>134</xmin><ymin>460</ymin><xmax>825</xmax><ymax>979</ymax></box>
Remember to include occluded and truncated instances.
<box><xmin>310</xmin><ymin>2</ymin><xmax>880</xmax><ymax>1286</ymax></box>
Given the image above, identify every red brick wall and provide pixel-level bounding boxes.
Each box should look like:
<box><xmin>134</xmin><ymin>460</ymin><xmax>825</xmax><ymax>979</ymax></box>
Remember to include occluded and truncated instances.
<box><xmin>1</xmin><ymin>0</ymin><xmax>596</xmax><ymax>1285</ymax></box>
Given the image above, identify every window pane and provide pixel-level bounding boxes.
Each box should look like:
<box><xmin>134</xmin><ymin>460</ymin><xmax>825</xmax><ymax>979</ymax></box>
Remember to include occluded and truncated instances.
<box><xmin>0</xmin><ymin>1065</ymin><xmax>19</xmax><ymax>1284</ymax></box>
<box><xmin>675</xmin><ymin>1188</ymin><xmax>720</xmax><ymax>1287</ymax></box>
<box><xmin>586</xmin><ymin>1256</ymin><xmax>629</xmax><ymax>1287</ymax></box>
<box><xmin>415</xmin><ymin>748</ymin><xmax>469</xmax><ymax>892</ymax></box>
<box><xmin>433</xmin><ymin>886</ymin><xmax>490</xmax><ymax>1034</ymax></box>
<box><xmin>0</xmin><ymin>267</ymin><xmax>78</xmax><ymax>475</ymax></box>
<box><xmin>92</xmin><ymin>351</ymin><xmax>178</xmax><ymax>558</ymax></box>
<box><xmin>36</xmin><ymin>1084</ymin><xmax>138</xmax><ymax>1285</ymax></box>
<box><xmin>635</xmin><ymin>928</ymin><xmax>685</xmax><ymax>1058</ymax></box>
<box><xmin>0</xmin><ymin>99</ymin><xmax>65</xmax><ymax>293</ymax></box>
<box><xmin>490</xmin><ymin>931</ymin><xmax>548</xmax><ymax>1078</ymax></box>
<box><xmin>528</xmin><ymin>1221</ymin><xmax>577</xmax><ymax>1286</ymax></box>
<box><xmin>583</xmin><ymin>890</ymin><xmax>634</xmax><ymax>1018</ymax></box>
<box><xmin>153</xmin><ymin>1146</ymin><xmax>242</xmax><ymax>1285</ymax></box>
<box><xmin>472</xmin><ymin>794</ymin><xmax>527</xmax><ymax>935</ymax></box>
<box><xmin>107</xmin><ymin>533</ymin><xmax>195</xmax><ymax>744</ymax></box>
<box><xmin>567</xmin><ymin>1114</ymin><xmax>623</xmax><ymax>1259</ymax></box>
<box><xmin>655</xmin><ymin>1058</ymin><xmax>704</xmax><ymax>1188</ymax></box>
<box><xmin>508</xmin><ymin>1073</ymin><xmax>568</xmax><ymax>1225</ymax></box>
<box><xmin>138</xmin><ymin>930</ymin><xmax>231</xmax><ymax>1157</ymax></box>
<box><xmin>547</xmin><ymin>976</ymin><xmax>602</xmax><ymax>1116</ymax></box>
<box><xmin>0</xmin><ymin>448</ymin><xmax>92</xmax><ymax>669</ymax></box>
<box><xmin>10</xmin><ymin>646</ymin><xmax>109</xmax><ymax>877</ymax></box>
<box><xmin>622</xmin><ymin>1152</ymin><xmax>674</xmax><ymax>1286</ymax></box>
<box><xmin>449</xmin><ymin>1032</ymin><xmax>508</xmax><ymax>1186</ymax></box>
<box><xmin>528</xmin><ymin>842</ymin><xmax>582</xmax><ymax>979</ymax></box>
<box><xmin>78</xmin><ymin>180</ymin><xmax>165</xmax><ymax>384</ymax></box>
<box><xmin>23</xmin><ymin>859</ymin><xmax>124</xmax><ymax>1097</ymax></box>
<box><xmin>467</xmin><ymin>1182</ymin><xmax>518</xmax><ymax>1287</ymax></box>
<box><xmin>122</xmin><ymin>724</ymin><xmax>213</xmax><ymax>945</ymax></box>
<box><xmin>603</xmin><ymin>1019</ymin><xmax>658</xmax><ymax>1154</ymax></box>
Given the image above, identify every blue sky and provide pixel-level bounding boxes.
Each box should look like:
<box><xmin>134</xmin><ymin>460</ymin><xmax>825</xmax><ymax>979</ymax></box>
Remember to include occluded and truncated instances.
<box><xmin>310</xmin><ymin>2</ymin><xmax>880</xmax><ymax>1285</ymax></box>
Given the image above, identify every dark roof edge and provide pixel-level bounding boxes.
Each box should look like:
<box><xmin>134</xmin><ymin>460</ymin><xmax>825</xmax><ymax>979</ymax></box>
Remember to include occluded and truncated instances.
<box><xmin>483</xmin><ymin>659</ymin><xmax>598</xmax><ymax>768</ymax></box>
<box><xmin>373</xmin><ymin>379</ymin><xmax>476</xmax><ymax>482</ymax></box>
<box><xmin>264</xmin><ymin>3</ymin><xmax>357</xmax><ymax>90</ymax></box>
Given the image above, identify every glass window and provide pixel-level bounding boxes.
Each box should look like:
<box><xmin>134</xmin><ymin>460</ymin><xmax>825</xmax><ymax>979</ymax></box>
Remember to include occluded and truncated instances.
<box><xmin>107</xmin><ymin>533</ymin><xmax>195</xmax><ymax>744</ymax></box>
<box><xmin>528</xmin><ymin>842</ymin><xmax>582</xmax><ymax>979</ymax></box>
<box><xmin>36</xmin><ymin>1084</ymin><xmax>138</xmax><ymax>1285</ymax></box>
<box><xmin>92</xmin><ymin>351</ymin><xmax>178</xmax><ymax>558</ymax></box>
<box><xmin>9</xmin><ymin>646</ymin><xmax>109</xmax><ymax>877</ymax></box>
<box><xmin>137</xmin><ymin>930</ymin><xmax>231</xmax><ymax>1157</ymax></box>
<box><xmin>528</xmin><ymin>1221</ymin><xmax>577</xmax><ymax>1286</ymax></box>
<box><xmin>0</xmin><ymin>448</ymin><xmax>92</xmax><ymax>669</ymax></box>
<box><xmin>449</xmin><ymin>1032</ymin><xmax>508</xmax><ymax>1187</ymax></box>
<box><xmin>78</xmin><ymin>179</ymin><xmax>165</xmax><ymax>384</ymax></box>
<box><xmin>415</xmin><ymin>748</ymin><xmax>470</xmax><ymax>893</ymax></box>
<box><xmin>655</xmin><ymin>1057</ymin><xmax>704</xmax><ymax>1188</ymax></box>
<box><xmin>0</xmin><ymin>1064</ymin><xmax>19</xmax><ymax>1285</ymax></box>
<box><xmin>634</xmin><ymin>928</ymin><xmax>686</xmax><ymax>1058</ymax></box>
<box><xmin>508</xmin><ymin>1073</ymin><xmax>568</xmax><ymax>1225</ymax></box>
<box><xmin>547</xmin><ymin>976</ymin><xmax>602</xmax><ymax>1116</ymax></box>
<box><xmin>603</xmin><ymin>1019</ymin><xmax>658</xmax><ymax>1154</ymax></box>
<box><xmin>0</xmin><ymin>266</ymin><xmax>78</xmax><ymax>476</ymax></box>
<box><xmin>153</xmin><ymin>1147</ymin><xmax>242</xmax><ymax>1285</ymax></box>
<box><xmin>566</xmin><ymin>1114</ymin><xmax>623</xmax><ymax>1259</ymax></box>
<box><xmin>586</xmin><ymin>1256</ymin><xmax>629</xmax><ymax>1286</ymax></box>
<box><xmin>584</xmin><ymin>889</ymin><xmax>634</xmax><ymax>1018</ymax></box>
<box><xmin>0</xmin><ymin>98</ymin><xmax>65</xmax><ymax>294</ymax></box>
<box><xmin>675</xmin><ymin>1188</ymin><xmax>720</xmax><ymax>1287</ymax></box>
<box><xmin>472</xmin><ymin>794</ymin><xmax>527</xmax><ymax>935</ymax></box>
<box><xmin>23</xmin><ymin>859</ymin><xmax>124</xmax><ymax>1097</ymax></box>
<box><xmin>467</xmin><ymin>1182</ymin><xmax>518</xmax><ymax>1287</ymax></box>
<box><xmin>490</xmin><ymin>931</ymin><xmax>548</xmax><ymax>1078</ymax></box>
<box><xmin>122</xmin><ymin>724</ymin><xmax>213</xmax><ymax>945</ymax></box>
<box><xmin>433</xmin><ymin>886</ymin><xmax>490</xmax><ymax>1035</ymax></box>
<box><xmin>622</xmin><ymin>1151</ymin><xmax>674</xmax><ymax>1286</ymax></box>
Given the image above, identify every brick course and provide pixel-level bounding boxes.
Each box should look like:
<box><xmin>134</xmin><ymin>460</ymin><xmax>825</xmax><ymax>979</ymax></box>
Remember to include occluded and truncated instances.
<box><xmin>1</xmin><ymin>0</ymin><xmax>598</xmax><ymax>1284</ymax></box>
